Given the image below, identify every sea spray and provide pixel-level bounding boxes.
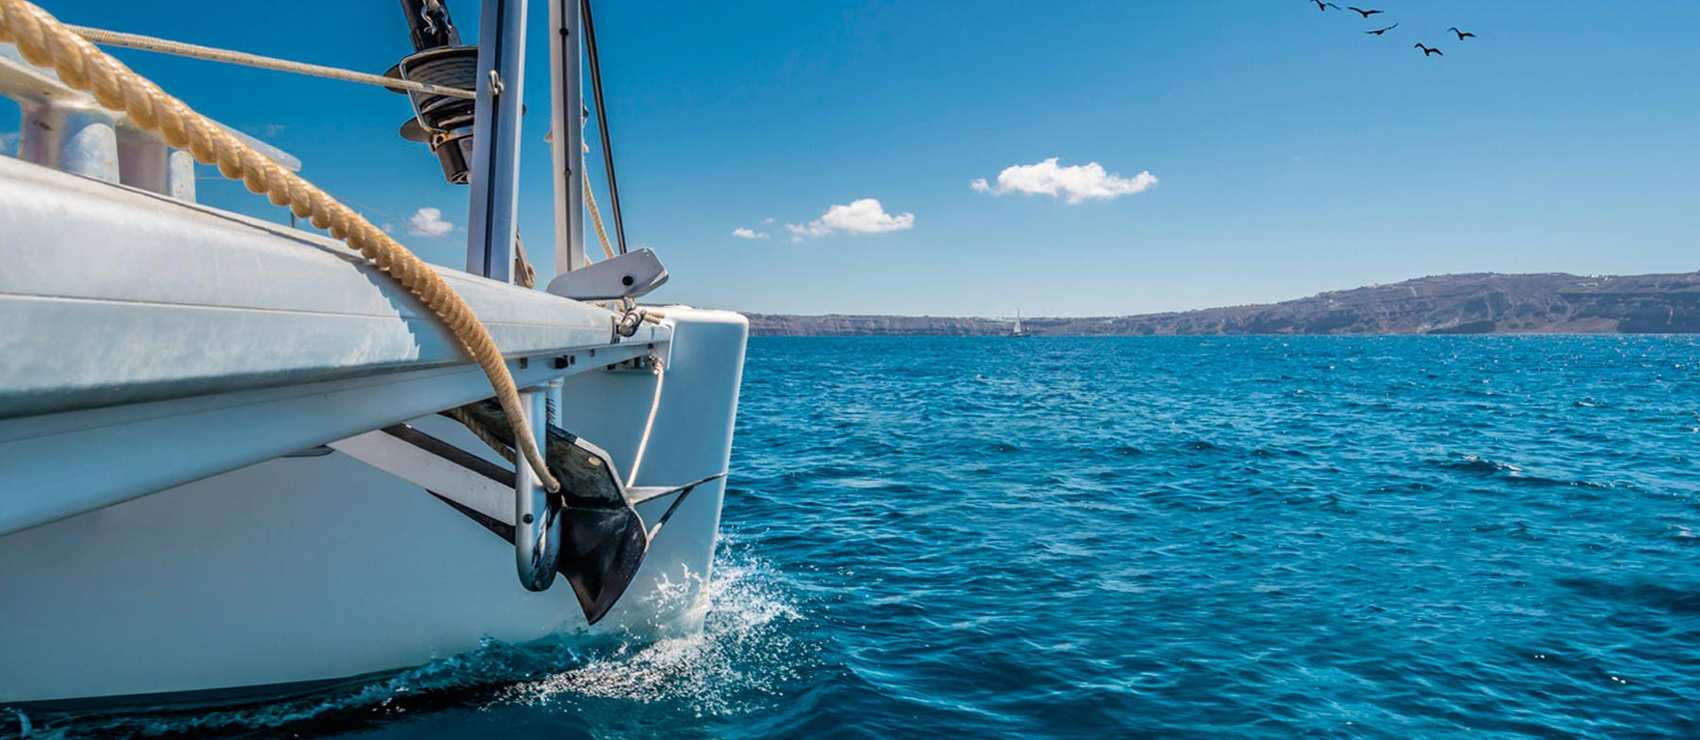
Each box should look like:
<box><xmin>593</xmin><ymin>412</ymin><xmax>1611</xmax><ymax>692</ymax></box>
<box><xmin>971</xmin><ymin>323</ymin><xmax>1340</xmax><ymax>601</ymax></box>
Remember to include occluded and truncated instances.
<box><xmin>499</xmin><ymin>536</ymin><xmax>809</xmax><ymax>715</ymax></box>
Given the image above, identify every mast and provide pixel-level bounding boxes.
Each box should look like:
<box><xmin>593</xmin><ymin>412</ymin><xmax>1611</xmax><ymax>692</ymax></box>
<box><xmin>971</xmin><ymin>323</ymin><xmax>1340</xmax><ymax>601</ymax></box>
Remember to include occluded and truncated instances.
<box><xmin>547</xmin><ymin>0</ymin><xmax>585</xmax><ymax>275</ymax></box>
<box><xmin>463</xmin><ymin>0</ymin><xmax>529</xmax><ymax>281</ymax></box>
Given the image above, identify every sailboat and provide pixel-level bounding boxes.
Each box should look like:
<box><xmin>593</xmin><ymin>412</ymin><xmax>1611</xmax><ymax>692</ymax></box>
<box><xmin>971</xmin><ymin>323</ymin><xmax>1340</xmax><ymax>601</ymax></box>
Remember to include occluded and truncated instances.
<box><xmin>0</xmin><ymin>0</ymin><xmax>746</xmax><ymax>706</ymax></box>
<box><xmin>1011</xmin><ymin>309</ymin><xmax>1031</xmax><ymax>337</ymax></box>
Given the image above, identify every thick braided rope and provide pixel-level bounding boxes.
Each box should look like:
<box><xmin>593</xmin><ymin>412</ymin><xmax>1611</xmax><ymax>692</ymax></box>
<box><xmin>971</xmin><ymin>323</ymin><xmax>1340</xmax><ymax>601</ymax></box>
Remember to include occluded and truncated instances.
<box><xmin>445</xmin><ymin>407</ymin><xmax>516</xmax><ymax>465</ymax></box>
<box><xmin>582</xmin><ymin>169</ymin><xmax>617</xmax><ymax>262</ymax></box>
<box><xmin>0</xmin><ymin>0</ymin><xmax>559</xmax><ymax>492</ymax></box>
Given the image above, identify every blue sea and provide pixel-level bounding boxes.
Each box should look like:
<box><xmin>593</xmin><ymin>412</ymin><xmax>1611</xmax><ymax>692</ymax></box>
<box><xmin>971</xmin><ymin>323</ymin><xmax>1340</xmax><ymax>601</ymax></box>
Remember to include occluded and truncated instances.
<box><xmin>15</xmin><ymin>336</ymin><xmax>1700</xmax><ymax>737</ymax></box>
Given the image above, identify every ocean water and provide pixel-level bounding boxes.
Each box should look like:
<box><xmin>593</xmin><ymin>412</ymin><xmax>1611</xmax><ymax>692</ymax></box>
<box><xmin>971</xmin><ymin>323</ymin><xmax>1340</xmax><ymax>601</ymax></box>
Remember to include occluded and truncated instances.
<box><xmin>12</xmin><ymin>336</ymin><xmax>1700</xmax><ymax>737</ymax></box>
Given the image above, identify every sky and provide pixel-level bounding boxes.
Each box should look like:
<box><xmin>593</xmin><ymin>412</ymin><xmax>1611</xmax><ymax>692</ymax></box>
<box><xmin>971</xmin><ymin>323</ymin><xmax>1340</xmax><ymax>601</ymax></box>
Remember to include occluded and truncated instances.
<box><xmin>6</xmin><ymin>1</ymin><xmax>1700</xmax><ymax>316</ymax></box>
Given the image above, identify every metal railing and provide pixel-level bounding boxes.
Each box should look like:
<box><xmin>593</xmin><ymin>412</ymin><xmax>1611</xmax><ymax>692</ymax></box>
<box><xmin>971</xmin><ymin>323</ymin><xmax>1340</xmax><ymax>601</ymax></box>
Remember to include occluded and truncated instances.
<box><xmin>0</xmin><ymin>41</ymin><xmax>299</xmax><ymax>203</ymax></box>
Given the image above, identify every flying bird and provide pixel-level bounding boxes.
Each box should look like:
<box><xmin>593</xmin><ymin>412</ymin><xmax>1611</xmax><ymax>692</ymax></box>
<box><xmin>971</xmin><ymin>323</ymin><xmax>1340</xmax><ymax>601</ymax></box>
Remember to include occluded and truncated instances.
<box><xmin>1348</xmin><ymin>7</ymin><xmax>1383</xmax><ymax>18</ymax></box>
<box><xmin>1365</xmin><ymin>23</ymin><xmax>1398</xmax><ymax>36</ymax></box>
<box><xmin>1414</xmin><ymin>43</ymin><xmax>1444</xmax><ymax>57</ymax></box>
<box><xmin>1310</xmin><ymin>0</ymin><xmax>1341</xmax><ymax>11</ymax></box>
<box><xmin>1449</xmin><ymin>27</ymin><xmax>1477</xmax><ymax>40</ymax></box>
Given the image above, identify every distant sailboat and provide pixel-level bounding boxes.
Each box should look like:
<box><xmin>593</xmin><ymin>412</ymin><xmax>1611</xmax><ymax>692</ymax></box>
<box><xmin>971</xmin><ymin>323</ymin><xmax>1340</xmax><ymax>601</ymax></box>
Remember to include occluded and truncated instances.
<box><xmin>1011</xmin><ymin>310</ymin><xmax>1030</xmax><ymax>337</ymax></box>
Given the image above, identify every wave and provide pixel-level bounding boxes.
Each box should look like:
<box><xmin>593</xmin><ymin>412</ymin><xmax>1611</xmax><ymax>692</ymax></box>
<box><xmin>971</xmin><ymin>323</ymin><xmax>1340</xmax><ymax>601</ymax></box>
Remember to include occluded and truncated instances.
<box><xmin>1435</xmin><ymin>454</ymin><xmax>1611</xmax><ymax>489</ymax></box>
<box><xmin>1556</xmin><ymin>576</ymin><xmax>1700</xmax><ymax>616</ymax></box>
<box><xmin>496</xmin><ymin>539</ymin><xmax>805</xmax><ymax>715</ymax></box>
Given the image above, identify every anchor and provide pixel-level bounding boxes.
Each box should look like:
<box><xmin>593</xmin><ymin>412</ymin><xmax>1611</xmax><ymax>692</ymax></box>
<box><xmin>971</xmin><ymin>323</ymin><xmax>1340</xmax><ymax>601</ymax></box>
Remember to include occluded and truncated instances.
<box><xmin>451</xmin><ymin>399</ymin><xmax>716</xmax><ymax>623</ymax></box>
<box><xmin>332</xmin><ymin>398</ymin><xmax>714</xmax><ymax>624</ymax></box>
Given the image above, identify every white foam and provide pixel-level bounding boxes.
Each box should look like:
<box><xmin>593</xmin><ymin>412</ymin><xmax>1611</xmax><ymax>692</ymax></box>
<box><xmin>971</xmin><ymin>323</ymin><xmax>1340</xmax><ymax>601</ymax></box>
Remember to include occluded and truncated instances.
<box><xmin>498</xmin><ymin>544</ymin><xmax>805</xmax><ymax>716</ymax></box>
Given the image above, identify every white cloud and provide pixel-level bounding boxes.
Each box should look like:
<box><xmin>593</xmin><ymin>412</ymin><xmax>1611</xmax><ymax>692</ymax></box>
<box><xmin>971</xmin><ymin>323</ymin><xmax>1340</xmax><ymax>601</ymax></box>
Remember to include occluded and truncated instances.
<box><xmin>408</xmin><ymin>207</ymin><xmax>454</xmax><ymax>237</ymax></box>
<box><xmin>786</xmin><ymin>198</ymin><xmax>915</xmax><ymax>241</ymax></box>
<box><xmin>971</xmin><ymin>157</ymin><xmax>1157</xmax><ymax>204</ymax></box>
<box><xmin>731</xmin><ymin>227</ymin><xmax>770</xmax><ymax>240</ymax></box>
<box><xmin>0</xmin><ymin>131</ymin><xmax>16</xmax><ymax>154</ymax></box>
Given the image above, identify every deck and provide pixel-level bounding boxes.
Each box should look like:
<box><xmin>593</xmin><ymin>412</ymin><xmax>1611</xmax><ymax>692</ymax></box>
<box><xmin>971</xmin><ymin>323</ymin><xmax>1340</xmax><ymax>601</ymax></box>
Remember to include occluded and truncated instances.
<box><xmin>0</xmin><ymin>156</ymin><xmax>667</xmax><ymax>534</ymax></box>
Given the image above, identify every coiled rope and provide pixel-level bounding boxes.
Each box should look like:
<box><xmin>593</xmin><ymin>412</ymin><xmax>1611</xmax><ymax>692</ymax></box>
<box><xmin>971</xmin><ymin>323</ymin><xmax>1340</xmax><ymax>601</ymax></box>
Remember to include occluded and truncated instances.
<box><xmin>0</xmin><ymin>0</ymin><xmax>560</xmax><ymax>492</ymax></box>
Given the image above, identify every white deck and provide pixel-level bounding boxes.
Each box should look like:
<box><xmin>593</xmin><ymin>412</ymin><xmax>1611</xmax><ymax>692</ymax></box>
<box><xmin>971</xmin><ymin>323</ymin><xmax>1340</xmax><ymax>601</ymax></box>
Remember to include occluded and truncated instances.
<box><xmin>0</xmin><ymin>156</ymin><xmax>668</xmax><ymax>535</ymax></box>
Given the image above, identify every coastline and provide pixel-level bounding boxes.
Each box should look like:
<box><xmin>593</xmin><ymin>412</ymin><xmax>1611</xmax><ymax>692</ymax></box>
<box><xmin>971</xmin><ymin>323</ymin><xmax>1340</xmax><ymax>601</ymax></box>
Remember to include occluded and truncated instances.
<box><xmin>748</xmin><ymin>271</ymin><xmax>1700</xmax><ymax>336</ymax></box>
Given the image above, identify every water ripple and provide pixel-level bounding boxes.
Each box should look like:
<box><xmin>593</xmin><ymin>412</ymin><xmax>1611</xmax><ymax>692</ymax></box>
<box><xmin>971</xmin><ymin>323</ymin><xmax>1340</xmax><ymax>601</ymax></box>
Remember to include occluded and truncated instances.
<box><xmin>13</xmin><ymin>336</ymin><xmax>1698</xmax><ymax>737</ymax></box>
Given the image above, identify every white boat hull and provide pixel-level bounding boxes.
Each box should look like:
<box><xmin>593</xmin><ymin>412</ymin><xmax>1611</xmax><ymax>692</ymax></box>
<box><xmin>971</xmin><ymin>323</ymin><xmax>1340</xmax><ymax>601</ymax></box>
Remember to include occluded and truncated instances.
<box><xmin>0</xmin><ymin>309</ymin><xmax>748</xmax><ymax>705</ymax></box>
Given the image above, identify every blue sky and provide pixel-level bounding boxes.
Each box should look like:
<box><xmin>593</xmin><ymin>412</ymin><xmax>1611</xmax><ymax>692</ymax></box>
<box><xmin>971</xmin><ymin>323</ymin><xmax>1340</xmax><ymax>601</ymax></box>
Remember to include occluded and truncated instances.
<box><xmin>7</xmin><ymin>1</ymin><xmax>1700</xmax><ymax>315</ymax></box>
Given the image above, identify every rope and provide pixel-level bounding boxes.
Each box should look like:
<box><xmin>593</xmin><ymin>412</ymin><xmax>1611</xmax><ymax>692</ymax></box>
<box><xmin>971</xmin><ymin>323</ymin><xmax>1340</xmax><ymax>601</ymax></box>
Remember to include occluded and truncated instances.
<box><xmin>445</xmin><ymin>407</ymin><xmax>516</xmax><ymax>464</ymax></box>
<box><xmin>625</xmin><ymin>356</ymin><xmax>666</xmax><ymax>488</ymax></box>
<box><xmin>582</xmin><ymin>168</ymin><xmax>617</xmax><ymax>261</ymax></box>
<box><xmin>65</xmin><ymin>24</ymin><xmax>476</xmax><ymax>100</ymax></box>
<box><xmin>0</xmin><ymin>0</ymin><xmax>560</xmax><ymax>492</ymax></box>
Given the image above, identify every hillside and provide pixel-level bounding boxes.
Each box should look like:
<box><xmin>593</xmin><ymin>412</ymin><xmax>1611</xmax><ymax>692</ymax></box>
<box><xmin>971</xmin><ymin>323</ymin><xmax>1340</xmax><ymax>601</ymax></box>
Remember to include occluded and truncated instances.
<box><xmin>747</xmin><ymin>272</ymin><xmax>1700</xmax><ymax>336</ymax></box>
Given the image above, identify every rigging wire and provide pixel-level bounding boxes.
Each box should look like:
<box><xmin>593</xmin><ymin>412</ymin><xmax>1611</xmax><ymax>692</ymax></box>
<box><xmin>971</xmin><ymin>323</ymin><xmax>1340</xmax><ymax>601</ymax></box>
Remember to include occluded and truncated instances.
<box><xmin>580</xmin><ymin>0</ymin><xmax>627</xmax><ymax>255</ymax></box>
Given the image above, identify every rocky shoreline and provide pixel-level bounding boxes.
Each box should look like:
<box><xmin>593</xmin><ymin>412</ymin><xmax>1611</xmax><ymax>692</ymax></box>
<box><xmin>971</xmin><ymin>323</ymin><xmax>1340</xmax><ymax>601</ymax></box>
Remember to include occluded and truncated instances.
<box><xmin>747</xmin><ymin>272</ymin><xmax>1700</xmax><ymax>336</ymax></box>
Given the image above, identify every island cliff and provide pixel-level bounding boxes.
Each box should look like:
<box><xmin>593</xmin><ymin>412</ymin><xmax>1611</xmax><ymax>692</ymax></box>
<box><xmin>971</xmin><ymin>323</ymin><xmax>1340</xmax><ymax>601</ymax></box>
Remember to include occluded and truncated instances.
<box><xmin>747</xmin><ymin>272</ymin><xmax>1700</xmax><ymax>336</ymax></box>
